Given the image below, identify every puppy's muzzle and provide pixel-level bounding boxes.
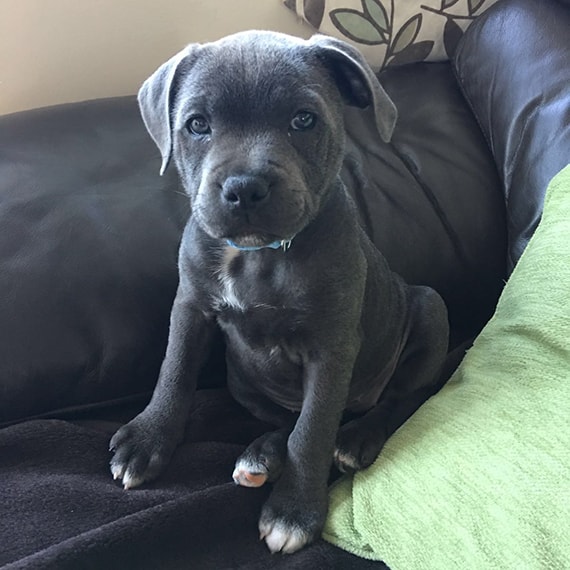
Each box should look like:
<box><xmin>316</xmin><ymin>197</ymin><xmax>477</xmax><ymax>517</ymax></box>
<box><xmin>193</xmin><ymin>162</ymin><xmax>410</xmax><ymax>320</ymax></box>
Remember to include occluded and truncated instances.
<box><xmin>222</xmin><ymin>174</ymin><xmax>271</xmax><ymax>211</ymax></box>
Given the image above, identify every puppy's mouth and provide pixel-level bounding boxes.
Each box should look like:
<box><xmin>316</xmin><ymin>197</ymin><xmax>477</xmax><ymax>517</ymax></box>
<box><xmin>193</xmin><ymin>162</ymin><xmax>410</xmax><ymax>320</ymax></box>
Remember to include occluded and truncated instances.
<box><xmin>193</xmin><ymin>195</ymin><xmax>307</xmax><ymax>250</ymax></box>
<box><xmin>197</xmin><ymin>211</ymin><xmax>301</xmax><ymax>248</ymax></box>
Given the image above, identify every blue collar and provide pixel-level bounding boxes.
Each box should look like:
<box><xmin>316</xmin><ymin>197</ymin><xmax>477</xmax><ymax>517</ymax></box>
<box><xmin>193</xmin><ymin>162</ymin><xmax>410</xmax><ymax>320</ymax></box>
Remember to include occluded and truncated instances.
<box><xmin>226</xmin><ymin>238</ymin><xmax>293</xmax><ymax>252</ymax></box>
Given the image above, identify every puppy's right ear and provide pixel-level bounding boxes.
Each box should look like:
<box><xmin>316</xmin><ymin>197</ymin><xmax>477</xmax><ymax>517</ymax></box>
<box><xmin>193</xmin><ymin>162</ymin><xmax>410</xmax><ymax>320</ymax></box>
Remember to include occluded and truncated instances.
<box><xmin>138</xmin><ymin>45</ymin><xmax>198</xmax><ymax>175</ymax></box>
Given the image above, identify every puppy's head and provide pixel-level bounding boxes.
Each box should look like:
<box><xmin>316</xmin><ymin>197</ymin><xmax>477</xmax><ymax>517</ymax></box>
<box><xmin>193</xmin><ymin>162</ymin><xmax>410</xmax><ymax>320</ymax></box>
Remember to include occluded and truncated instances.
<box><xmin>138</xmin><ymin>31</ymin><xmax>397</xmax><ymax>248</ymax></box>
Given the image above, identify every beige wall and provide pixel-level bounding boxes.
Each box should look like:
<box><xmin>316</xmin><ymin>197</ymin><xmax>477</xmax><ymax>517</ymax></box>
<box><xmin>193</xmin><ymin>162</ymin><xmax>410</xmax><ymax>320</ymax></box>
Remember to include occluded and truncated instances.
<box><xmin>0</xmin><ymin>0</ymin><xmax>311</xmax><ymax>116</ymax></box>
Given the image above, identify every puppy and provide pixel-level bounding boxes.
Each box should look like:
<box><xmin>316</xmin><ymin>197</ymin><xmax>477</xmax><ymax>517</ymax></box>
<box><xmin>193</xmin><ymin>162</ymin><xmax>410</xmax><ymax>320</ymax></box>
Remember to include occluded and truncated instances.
<box><xmin>110</xmin><ymin>31</ymin><xmax>449</xmax><ymax>554</ymax></box>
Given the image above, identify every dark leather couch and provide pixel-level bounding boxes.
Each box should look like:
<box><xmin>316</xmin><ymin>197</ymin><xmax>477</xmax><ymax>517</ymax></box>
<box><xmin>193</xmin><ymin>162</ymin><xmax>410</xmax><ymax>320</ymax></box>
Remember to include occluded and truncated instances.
<box><xmin>1</xmin><ymin>0</ymin><xmax>568</xmax><ymax>568</ymax></box>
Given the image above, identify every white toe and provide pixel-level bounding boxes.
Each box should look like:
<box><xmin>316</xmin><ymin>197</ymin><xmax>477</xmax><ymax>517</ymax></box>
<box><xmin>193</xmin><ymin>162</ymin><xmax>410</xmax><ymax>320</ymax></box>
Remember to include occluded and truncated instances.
<box><xmin>260</xmin><ymin>520</ymin><xmax>309</xmax><ymax>554</ymax></box>
<box><xmin>122</xmin><ymin>468</ymin><xmax>145</xmax><ymax>490</ymax></box>
<box><xmin>110</xmin><ymin>463</ymin><xmax>125</xmax><ymax>481</ymax></box>
<box><xmin>334</xmin><ymin>449</ymin><xmax>359</xmax><ymax>472</ymax></box>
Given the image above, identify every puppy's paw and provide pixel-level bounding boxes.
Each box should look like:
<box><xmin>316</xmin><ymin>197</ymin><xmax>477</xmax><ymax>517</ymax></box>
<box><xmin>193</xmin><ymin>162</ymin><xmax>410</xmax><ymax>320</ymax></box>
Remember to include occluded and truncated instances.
<box><xmin>233</xmin><ymin>459</ymin><xmax>269</xmax><ymax>488</ymax></box>
<box><xmin>259</xmin><ymin>517</ymin><xmax>312</xmax><ymax>554</ymax></box>
<box><xmin>258</xmin><ymin>490</ymin><xmax>326</xmax><ymax>554</ymax></box>
<box><xmin>333</xmin><ymin>448</ymin><xmax>363</xmax><ymax>473</ymax></box>
<box><xmin>109</xmin><ymin>414</ymin><xmax>177</xmax><ymax>489</ymax></box>
<box><xmin>232</xmin><ymin>429</ymin><xmax>288</xmax><ymax>488</ymax></box>
<box><xmin>334</xmin><ymin>418</ymin><xmax>386</xmax><ymax>473</ymax></box>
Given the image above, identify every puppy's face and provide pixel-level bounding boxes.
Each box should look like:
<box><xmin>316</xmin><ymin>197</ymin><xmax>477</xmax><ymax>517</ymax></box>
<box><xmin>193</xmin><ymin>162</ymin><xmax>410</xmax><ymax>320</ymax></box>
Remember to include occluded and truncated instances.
<box><xmin>138</xmin><ymin>32</ymin><xmax>397</xmax><ymax>248</ymax></box>
<box><xmin>171</xmin><ymin>35</ymin><xmax>346</xmax><ymax>248</ymax></box>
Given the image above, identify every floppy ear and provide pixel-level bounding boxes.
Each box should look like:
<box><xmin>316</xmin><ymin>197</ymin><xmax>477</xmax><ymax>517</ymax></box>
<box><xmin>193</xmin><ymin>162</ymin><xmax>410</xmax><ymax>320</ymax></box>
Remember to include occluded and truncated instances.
<box><xmin>308</xmin><ymin>35</ymin><xmax>397</xmax><ymax>143</ymax></box>
<box><xmin>137</xmin><ymin>45</ymin><xmax>198</xmax><ymax>175</ymax></box>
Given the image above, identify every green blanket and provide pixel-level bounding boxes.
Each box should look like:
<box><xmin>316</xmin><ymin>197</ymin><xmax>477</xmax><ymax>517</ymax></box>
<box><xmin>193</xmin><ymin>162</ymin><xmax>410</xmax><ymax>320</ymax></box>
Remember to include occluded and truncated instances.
<box><xmin>324</xmin><ymin>164</ymin><xmax>570</xmax><ymax>569</ymax></box>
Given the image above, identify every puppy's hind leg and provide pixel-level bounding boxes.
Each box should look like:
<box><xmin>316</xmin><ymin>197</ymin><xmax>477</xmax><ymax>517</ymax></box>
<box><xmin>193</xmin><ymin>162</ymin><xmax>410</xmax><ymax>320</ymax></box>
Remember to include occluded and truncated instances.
<box><xmin>233</xmin><ymin>427</ymin><xmax>291</xmax><ymax>488</ymax></box>
<box><xmin>335</xmin><ymin>286</ymin><xmax>449</xmax><ymax>473</ymax></box>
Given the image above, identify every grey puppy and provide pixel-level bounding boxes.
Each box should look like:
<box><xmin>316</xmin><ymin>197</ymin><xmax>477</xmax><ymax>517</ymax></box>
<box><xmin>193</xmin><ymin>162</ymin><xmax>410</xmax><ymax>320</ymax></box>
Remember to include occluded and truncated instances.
<box><xmin>110</xmin><ymin>31</ymin><xmax>449</xmax><ymax>554</ymax></box>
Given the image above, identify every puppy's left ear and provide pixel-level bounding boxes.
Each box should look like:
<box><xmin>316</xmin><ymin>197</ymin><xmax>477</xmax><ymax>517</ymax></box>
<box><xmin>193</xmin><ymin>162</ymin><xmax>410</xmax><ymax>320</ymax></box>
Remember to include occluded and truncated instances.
<box><xmin>308</xmin><ymin>35</ymin><xmax>397</xmax><ymax>143</ymax></box>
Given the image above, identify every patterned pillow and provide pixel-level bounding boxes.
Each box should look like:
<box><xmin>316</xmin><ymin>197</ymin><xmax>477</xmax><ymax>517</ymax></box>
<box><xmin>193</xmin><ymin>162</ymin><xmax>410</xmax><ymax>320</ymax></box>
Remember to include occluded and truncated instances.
<box><xmin>284</xmin><ymin>0</ymin><xmax>501</xmax><ymax>71</ymax></box>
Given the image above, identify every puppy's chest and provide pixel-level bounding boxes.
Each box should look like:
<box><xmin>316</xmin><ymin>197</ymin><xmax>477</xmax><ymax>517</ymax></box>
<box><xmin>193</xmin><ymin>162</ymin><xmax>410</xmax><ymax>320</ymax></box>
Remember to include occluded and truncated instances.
<box><xmin>211</xmin><ymin>247</ymin><xmax>303</xmax><ymax>338</ymax></box>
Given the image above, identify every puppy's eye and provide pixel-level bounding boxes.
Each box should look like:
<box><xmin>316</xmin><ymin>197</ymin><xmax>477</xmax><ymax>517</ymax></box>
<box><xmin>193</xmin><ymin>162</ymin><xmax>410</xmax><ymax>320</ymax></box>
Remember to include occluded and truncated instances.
<box><xmin>290</xmin><ymin>111</ymin><xmax>316</xmax><ymax>131</ymax></box>
<box><xmin>187</xmin><ymin>115</ymin><xmax>211</xmax><ymax>136</ymax></box>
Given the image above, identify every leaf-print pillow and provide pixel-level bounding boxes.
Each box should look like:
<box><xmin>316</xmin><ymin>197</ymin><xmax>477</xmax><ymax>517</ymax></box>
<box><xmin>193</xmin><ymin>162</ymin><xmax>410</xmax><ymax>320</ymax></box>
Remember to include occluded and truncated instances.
<box><xmin>283</xmin><ymin>0</ymin><xmax>500</xmax><ymax>71</ymax></box>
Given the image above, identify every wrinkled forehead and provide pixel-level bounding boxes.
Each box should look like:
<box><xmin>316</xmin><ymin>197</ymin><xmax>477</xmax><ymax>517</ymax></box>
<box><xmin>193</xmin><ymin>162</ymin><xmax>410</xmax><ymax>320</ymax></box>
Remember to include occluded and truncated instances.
<box><xmin>172</xmin><ymin>36</ymin><xmax>339</xmax><ymax>126</ymax></box>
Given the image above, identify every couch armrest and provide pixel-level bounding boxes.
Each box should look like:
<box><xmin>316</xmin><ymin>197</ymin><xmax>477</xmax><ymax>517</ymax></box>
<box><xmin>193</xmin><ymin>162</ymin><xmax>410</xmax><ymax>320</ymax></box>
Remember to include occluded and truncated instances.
<box><xmin>453</xmin><ymin>0</ymin><xmax>570</xmax><ymax>273</ymax></box>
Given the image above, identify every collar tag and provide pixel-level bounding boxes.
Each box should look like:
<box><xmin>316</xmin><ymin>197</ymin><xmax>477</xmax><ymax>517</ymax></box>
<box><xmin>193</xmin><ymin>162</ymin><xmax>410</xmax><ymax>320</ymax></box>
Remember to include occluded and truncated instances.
<box><xmin>281</xmin><ymin>239</ymin><xmax>292</xmax><ymax>251</ymax></box>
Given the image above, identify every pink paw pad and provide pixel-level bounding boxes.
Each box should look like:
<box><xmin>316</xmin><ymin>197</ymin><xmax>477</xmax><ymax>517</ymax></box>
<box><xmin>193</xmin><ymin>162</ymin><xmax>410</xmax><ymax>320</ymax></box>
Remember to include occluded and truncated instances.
<box><xmin>232</xmin><ymin>467</ymin><xmax>268</xmax><ymax>488</ymax></box>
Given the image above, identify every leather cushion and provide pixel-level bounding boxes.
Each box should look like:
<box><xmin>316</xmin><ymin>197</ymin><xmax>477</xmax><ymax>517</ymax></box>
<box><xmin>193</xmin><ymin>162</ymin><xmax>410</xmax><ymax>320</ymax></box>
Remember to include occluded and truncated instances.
<box><xmin>346</xmin><ymin>62</ymin><xmax>506</xmax><ymax>336</ymax></box>
<box><xmin>0</xmin><ymin>99</ymin><xmax>190</xmax><ymax>424</ymax></box>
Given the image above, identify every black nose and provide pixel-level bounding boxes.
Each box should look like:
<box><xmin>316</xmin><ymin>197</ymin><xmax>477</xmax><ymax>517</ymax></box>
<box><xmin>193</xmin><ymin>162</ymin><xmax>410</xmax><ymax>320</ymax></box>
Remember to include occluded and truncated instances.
<box><xmin>221</xmin><ymin>175</ymin><xmax>270</xmax><ymax>209</ymax></box>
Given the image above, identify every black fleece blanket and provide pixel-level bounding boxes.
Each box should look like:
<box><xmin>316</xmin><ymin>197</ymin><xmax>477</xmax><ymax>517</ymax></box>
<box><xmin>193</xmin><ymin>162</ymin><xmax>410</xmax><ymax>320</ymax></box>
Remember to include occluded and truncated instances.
<box><xmin>1</xmin><ymin>389</ymin><xmax>387</xmax><ymax>569</ymax></box>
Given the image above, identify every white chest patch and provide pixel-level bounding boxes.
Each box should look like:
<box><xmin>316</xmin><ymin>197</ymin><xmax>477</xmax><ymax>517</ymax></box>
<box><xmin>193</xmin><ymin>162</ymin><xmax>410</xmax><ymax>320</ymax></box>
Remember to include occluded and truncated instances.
<box><xmin>214</xmin><ymin>246</ymin><xmax>246</xmax><ymax>311</ymax></box>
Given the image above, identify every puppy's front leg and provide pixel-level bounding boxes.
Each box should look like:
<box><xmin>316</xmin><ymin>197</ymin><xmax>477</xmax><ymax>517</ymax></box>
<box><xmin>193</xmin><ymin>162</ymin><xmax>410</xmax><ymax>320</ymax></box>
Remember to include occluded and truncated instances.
<box><xmin>259</xmin><ymin>347</ymin><xmax>356</xmax><ymax>554</ymax></box>
<box><xmin>110</xmin><ymin>284</ymin><xmax>216</xmax><ymax>489</ymax></box>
